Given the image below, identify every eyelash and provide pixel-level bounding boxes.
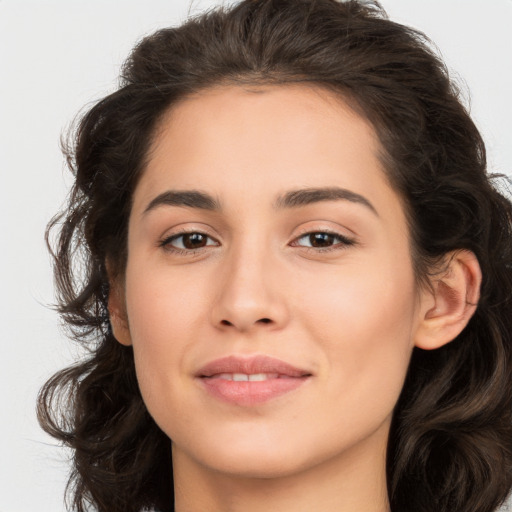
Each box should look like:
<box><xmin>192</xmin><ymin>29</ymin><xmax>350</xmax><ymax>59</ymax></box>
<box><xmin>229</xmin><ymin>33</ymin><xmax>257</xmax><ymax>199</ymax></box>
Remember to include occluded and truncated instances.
<box><xmin>158</xmin><ymin>229</ymin><xmax>356</xmax><ymax>256</ymax></box>
<box><xmin>291</xmin><ymin>229</ymin><xmax>356</xmax><ymax>253</ymax></box>
<box><xmin>158</xmin><ymin>230</ymin><xmax>219</xmax><ymax>256</ymax></box>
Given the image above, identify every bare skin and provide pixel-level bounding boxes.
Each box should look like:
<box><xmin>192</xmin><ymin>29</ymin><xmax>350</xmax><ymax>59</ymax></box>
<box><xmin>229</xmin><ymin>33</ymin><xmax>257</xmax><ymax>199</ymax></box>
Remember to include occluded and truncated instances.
<box><xmin>109</xmin><ymin>84</ymin><xmax>481</xmax><ymax>512</ymax></box>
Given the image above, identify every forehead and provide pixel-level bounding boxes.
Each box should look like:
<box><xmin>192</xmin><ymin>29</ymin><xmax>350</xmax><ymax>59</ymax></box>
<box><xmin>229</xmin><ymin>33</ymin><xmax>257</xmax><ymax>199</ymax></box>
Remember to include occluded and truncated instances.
<box><xmin>152</xmin><ymin>83</ymin><xmax>373</xmax><ymax>158</ymax></box>
<box><xmin>133</xmin><ymin>83</ymin><xmax>399</xmax><ymax>218</ymax></box>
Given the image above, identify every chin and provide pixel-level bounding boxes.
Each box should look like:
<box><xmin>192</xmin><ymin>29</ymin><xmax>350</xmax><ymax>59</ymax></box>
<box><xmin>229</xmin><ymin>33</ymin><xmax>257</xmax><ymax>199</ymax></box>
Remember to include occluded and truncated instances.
<box><xmin>176</xmin><ymin>429</ymin><xmax>335</xmax><ymax>480</ymax></box>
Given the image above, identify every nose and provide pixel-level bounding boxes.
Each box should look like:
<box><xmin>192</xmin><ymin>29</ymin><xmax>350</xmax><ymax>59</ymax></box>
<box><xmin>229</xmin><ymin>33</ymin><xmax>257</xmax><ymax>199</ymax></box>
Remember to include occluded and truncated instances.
<box><xmin>210</xmin><ymin>244</ymin><xmax>289</xmax><ymax>333</ymax></box>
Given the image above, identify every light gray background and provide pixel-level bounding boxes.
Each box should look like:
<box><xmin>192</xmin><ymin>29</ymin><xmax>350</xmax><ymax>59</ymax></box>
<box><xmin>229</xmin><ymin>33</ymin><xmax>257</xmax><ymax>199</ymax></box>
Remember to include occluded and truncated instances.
<box><xmin>0</xmin><ymin>1</ymin><xmax>511</xmax><ymax>510</ymax></box>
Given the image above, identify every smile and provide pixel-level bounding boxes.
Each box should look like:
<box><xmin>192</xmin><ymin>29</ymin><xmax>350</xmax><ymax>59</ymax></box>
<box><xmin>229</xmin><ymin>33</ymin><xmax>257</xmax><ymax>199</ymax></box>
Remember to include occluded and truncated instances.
<box><xmin>196</xmin><ymin>355</ymin><xmax>312</xmax><ymax>406</ymax></box>
<box><xmin>207</xmin><ymin>373</ymin><xmax>291</xmax><ymax>381</ymax></box>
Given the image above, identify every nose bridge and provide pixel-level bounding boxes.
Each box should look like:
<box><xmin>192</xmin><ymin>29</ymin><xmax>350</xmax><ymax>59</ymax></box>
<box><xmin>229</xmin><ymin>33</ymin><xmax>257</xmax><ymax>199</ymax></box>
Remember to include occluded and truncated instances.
<box><xmin>227</xmin><ymin>239</ymin><xmax>270</xmax><ymax>300</ymax></box>
<box><xmin>211</xmin><ymin>230</ymin><xmax>287</xmax><ymax>331</ymax></box>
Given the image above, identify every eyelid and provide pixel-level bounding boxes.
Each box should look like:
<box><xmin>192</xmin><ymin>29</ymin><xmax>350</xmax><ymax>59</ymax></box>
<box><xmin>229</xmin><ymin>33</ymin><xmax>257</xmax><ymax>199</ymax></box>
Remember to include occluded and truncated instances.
<box><xmin>158</xmin><ymin>227</ymin><xmax>220</xmax><ymax>255</ymax></box>
<box><xmin>290</xmin><ymin>227</ymin><xmax>357</xmax><ymax>252</ymax></box>
<box><xmin>293</xmin><ymin>223</ymin><xmax>356</xmax><ymax>240</ymax></box>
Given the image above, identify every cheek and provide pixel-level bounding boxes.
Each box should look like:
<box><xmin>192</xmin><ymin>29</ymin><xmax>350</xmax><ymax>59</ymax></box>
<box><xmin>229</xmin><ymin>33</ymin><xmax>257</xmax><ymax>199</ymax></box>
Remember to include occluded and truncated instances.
<box><xmin>123</xmin><ymin>264</ymin><xmax>210</xmax><ymax>407</ymax></box>
<box><xmin>296</xmin><ymin>256</ymin><xmax>417</xmax><ymax>413</ymax></box>
<box><xmin>297</xmin><ymin>250</ymin><xmax>417</xmax><ymax>337</ymax></box>
<box><xmin>126</xmin><ymin>259</ymin><xmax>209</xmax><ymax>340</ymax></box>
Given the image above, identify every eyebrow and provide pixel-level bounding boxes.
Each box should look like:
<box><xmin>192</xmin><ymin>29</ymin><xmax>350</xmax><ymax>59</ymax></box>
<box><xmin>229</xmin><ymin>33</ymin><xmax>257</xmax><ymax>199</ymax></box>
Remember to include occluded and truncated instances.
<box><xmin>143</xmin><ymin>190</ymin><xmax>221</xmax><ymax>214</ymax></box>
<box><xmin>142</xmin><ymin>186</ymin><xmax>378</xmax><ymax>216</ymax></box>
<box><xmin>274</xmin><ymin>187</ymin><xmax>378</xmax><ymax>216</ymax></box>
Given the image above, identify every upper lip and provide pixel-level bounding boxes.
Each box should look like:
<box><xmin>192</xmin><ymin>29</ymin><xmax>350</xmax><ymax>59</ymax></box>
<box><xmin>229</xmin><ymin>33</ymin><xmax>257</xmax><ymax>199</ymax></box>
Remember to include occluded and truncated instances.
<box><xmin>197</xmin><ymin>355</ymin><xmax>311</xmax><ymax>378</ymax></box>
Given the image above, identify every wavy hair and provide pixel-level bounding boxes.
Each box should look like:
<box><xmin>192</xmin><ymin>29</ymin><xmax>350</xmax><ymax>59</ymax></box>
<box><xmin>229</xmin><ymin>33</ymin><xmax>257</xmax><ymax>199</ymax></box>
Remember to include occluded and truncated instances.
<box><xmin>37</xmin><ymin>1</ymin><xmax>512</xmax><ymax>511</ymax></box>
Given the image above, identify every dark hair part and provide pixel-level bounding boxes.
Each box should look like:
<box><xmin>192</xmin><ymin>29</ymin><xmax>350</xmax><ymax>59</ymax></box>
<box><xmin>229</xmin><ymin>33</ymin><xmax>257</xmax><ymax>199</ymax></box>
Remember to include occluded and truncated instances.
<box><xmin>38</xmin><ymin>1</ymin><xmax>512</xmax><ymax>511</ymax></box>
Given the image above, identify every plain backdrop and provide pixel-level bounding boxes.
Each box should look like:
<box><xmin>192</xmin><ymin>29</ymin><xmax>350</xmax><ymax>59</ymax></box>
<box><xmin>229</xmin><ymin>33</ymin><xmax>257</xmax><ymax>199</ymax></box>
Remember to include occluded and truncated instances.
<box><xmin>0</xmin><ymin>1</ymin><xmax>511</xmax><ymax>510</ymax></box>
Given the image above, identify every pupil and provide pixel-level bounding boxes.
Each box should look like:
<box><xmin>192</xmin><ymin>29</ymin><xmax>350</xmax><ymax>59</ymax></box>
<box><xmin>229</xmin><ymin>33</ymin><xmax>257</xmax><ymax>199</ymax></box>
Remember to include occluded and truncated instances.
<box><xmin>184</xmin><ymin>233</ymin><xmax>206</xmax><ymax>249</ymax></box>
<box><xmin>310</xmin><ymin>233</ymin><xmax>334</xmax><ymax>247</ymax></box>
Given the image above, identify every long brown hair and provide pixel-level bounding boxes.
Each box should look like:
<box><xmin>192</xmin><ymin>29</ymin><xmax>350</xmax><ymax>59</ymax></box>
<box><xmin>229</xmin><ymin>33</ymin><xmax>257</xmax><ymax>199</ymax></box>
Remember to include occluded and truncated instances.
<box><xmin>38</xmin><ymin>1</ymin><xmax>512</xmax><ymax>511</ymax></box>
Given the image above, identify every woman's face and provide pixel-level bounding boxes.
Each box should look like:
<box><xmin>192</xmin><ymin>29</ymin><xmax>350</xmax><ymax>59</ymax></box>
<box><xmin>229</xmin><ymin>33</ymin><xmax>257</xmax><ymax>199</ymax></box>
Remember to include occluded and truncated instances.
<box><xmin>119</xmin><ymin>84</ymin><xmax>428</xmax><ymax>479</ymax></box>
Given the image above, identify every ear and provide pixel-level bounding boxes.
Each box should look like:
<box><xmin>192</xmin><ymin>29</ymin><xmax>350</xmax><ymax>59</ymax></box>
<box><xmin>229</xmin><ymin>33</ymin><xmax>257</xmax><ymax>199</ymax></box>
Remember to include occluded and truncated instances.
<box><xmin>106</xmin><ymin>264</ymin><xmax>132</xmax><ymax>347</ymax></box>
<box><xmin>414</xmin><ymin>250</ymin><xmax>482</xmax><ymax>350</ymax></box>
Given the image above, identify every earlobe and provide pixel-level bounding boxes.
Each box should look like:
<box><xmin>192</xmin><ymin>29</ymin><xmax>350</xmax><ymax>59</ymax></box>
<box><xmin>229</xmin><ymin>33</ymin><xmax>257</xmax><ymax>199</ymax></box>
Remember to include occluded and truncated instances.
<box><xmin>107</xmin><ymin>274</ymin><xmax>133</xmax><ymax>347</ymax></box>
<box><xmin>414</xmin><ymin>250</ymin><xmax>482</xmax><ymax>350</ymax></box>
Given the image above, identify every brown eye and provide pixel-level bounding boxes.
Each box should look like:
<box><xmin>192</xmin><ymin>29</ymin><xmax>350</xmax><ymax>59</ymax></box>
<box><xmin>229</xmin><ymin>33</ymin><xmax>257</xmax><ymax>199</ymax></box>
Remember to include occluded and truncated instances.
<box><xmin>161</xmin><ymin>232</ymin><xmax>218</xmax><ymax>252</ymax></box>
<box><xmin>292</xmin><ymin>231</ymin><xmax>355</xmax><ymax>251</ymax></box>
<box><xmin>308</xmin><ymin>233</ymin><xmax>336</xmax><ymax>247</ymax></box>
<box><xmin>181</xmin><ymin>233</ymin><xmax>208</xmax><ymax>249</ymax></box>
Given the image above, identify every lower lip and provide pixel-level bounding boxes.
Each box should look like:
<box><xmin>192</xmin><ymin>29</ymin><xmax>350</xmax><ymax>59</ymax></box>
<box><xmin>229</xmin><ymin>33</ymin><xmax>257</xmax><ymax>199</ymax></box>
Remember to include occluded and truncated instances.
<box><xmin>199</xmin><ymin>376</ymin><xmax>310</xmax><ymax>406</ymax></box>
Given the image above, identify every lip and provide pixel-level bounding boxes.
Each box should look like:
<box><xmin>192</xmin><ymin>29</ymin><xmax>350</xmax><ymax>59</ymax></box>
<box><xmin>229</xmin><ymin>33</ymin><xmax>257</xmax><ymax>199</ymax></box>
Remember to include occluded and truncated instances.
<box><xmin>196</xmin><ymin>355</ymin><xmax>312</xmax><ymax>406</ymax></box>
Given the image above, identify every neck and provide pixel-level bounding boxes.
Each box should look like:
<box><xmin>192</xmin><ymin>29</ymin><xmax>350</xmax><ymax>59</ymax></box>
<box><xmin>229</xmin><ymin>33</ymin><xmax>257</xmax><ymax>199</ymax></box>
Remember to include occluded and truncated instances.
<box><xmin>172</xmin><ymin>421</ymin><xmax>391</xmax><ymax>512</ymax></box>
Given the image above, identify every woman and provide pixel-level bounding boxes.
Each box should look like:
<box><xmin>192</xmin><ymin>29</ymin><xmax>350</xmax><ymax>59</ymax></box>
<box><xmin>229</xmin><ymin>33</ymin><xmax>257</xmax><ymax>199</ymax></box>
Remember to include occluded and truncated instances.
<box><xmin>37</xmin><ymin>0</ymin><xmax>512</xmax><ymax>511</ymax></box>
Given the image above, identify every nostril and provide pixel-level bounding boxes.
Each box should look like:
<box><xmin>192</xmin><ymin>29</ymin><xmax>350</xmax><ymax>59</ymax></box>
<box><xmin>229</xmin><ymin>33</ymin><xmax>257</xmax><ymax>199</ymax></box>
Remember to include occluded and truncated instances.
<box><xmin>218</xmin><ymin>318</ymin><xmax>273</xmax><ymax>328</ymax></box>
